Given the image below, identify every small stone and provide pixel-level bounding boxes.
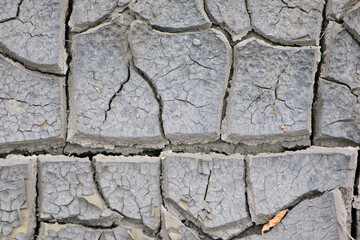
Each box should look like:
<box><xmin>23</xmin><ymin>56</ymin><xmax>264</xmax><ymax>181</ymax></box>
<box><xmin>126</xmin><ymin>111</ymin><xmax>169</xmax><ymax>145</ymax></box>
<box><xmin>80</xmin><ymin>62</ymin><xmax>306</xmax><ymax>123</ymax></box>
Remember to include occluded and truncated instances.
<box><xmin>193</xmin><ymin>38</ymin><xmax>201</xmax><ymax>46</ymax></box>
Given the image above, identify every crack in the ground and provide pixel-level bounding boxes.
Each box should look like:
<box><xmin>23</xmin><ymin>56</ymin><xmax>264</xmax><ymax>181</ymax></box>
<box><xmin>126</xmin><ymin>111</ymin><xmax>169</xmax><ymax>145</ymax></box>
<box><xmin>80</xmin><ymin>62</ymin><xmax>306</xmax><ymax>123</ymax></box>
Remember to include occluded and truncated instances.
<box><xmin>61</xmin><ymin>0</ymin><xmax>74</xmax><ymax>155</ymax></box>
<box><xmin>244</xmin><ymin>0</ymin><xmax>252</xmax><ymax>26</ymax></box>
<box><xmin>149</xmin><ymin>23</ymin><xmax>211</xmax><ymax>34</ymax></box>
<box><xmin>203</xmin><ymin>170</ymin><xmax>212</xmax><ymax>201</ymax></box>
<box><xmin>322</xmin><ymin>76</ymin><xmax>359</xmax><ymax>99</ymax></box>
<box><xmin>239</xmin><ymin>29</ymin><xmax>313</xmax><ymax>48</ymax></box>
<box><xmin>243</xmin><ymin>158</ymin><xmax>253</xmax><ymax>227</ymax></box>
<box><xmin>155</xmin><ymin>157</ymin><xmax>166</xmax><ymax>238</ymax></box>
<box><xmin>34</xmin><ymin>158</ymin><xmax>41</xmax><ymax>238</ymax></box>
<box><xmin>0</xmin><ymin>47</ymin><xmax>66</xmax><ymax>77</ymax></box>
<box><xmin>124</xmin><ymin>16</ymin><xmax>170</xmax><ymax>146</ymax></box>
<box><xmin>0</xmin><ymin>137</ymin><xmax>314</xmax><ymax>160</ymax></box>
<box><xmin>40</xmin><ymin>219</ymin><xmax>119</xmax><ymax>230</ymax></box>
<box><xmin>201</xmin><ymin>0</ymin><xmax>237</xmax><ymax>145</ymax></box>
<box><xmin>310</xmin><ymin>0</ymin><xmax>328</xmax><ymax>145</ymax></box>
<box><xmin>103</xmin><ymin>63</ymin><xmax>131</xmax><ymax>123</ymax></box>
<box><xmin>72</xmin><ymin>6</ymin><xmax>130</xmax><ymax>34</ymax></box>
<box><xmin>130</xmin><ymin>8</ymin><xmax>211</xmax><ymax>34</ymax></box>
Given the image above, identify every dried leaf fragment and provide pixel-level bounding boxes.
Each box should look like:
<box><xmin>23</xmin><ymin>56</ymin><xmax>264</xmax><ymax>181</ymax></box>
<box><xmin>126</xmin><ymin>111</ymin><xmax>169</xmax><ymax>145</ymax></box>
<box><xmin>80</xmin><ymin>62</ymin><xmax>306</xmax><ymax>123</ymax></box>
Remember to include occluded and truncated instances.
<box><xmin>94</xmin><ymin>86</ymin><xmax>101</xmax><ymax>93</ymax></box>
<box><xmin>262</xmin><ymin>209</ymin><xmax>288</xmax><ymax>235</ymax></box>
<box><xmin>280</xmin><ymin>125</ymin><xmax>286</xmax><ymax>132</ymax></box>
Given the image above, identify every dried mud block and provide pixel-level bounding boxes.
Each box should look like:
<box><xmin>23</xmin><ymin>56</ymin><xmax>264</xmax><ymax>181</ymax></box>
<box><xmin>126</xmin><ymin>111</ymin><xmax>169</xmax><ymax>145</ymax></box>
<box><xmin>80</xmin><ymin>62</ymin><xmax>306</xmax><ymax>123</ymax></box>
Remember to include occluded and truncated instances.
<box><xmin>0</xmin><ymin>155</ymin><xmax>37</xmax><ymax>239</ymax></box>
<box><xmin>317</xmin><ymin>80</ymin><xmax>360</xmax><ymax>145</ymax></box>
<box><xmin>162</xmin><ymin>152</ymin><xmax>251</xmax><ymax>239</ymax></box>
<box><xmin>68</xmin><ymin>17</ymin><xmax>165</xmax><ymax>150</ymax></box>
<box><xmin>130</xmin><ymin>21</ymin><xmax>231</xmax><ymax>144</ymax></box>
<box><xmin>70</xmin><ymin>0</ymin><xmax>131</xmax><ymax>31</ymax></box>
<box><xmin>160</xmin><ymin>206</ymin><xmax>200</xmax><ymax>240</ymax></box>
<box><xmin>38</xmin><ymin>223</ymin><xmax>155</xmax><ymax>240</ymax></box>
<box><xmin>130</xmin><ymin>0</ymin><xmax>210</xmax><ymax>31</ymax></box>
<box><xmin>321</xmin><ymin>23</ymin><xmax>360</xmax><ymax>91</ymax></box>
<box><xmin>222</xmin><ymin>38</ymin><xmax>320</xmax><ymax>148</ymax></box>
<box><xmin>315</xmin><ymin>22</ymin><xmax>360</xmax><ymax>145</ymax></box>
<box><xmin>0</xmin><ymin>0</ymin><xmax>67</xmax><ymax>73</ymax></box>
<box><xmin>95</xmin><ymin>155</ymin><xmax>161</xmax><ymax>232</ymax></box>
<box><xmin>240</xmin><ymin>189</ymin><xmax>350</xmax><ymax>240</ymax></box>
<box><xmin>248</xmin><ymin>0</ymin><xmax>324</xmax><ymax>45</ymax></box>
<box><xmin>247</xmin><ymin>147</ymin><xmax>357</xmax><ymax>223</ymax></box>
<box><xmin>39</xmin><ymin>155</ymin><xmax>120</xmax><ymax>227</ymax></box>
<box><xmin>204</xmin><ymin>0</ymin><xmax>251</xmax><ymax>41</ymax></box>
<box><xmin>0</xmin><ymin>56</ymin><xmax>65</xmax><ymax>154</ymax></box>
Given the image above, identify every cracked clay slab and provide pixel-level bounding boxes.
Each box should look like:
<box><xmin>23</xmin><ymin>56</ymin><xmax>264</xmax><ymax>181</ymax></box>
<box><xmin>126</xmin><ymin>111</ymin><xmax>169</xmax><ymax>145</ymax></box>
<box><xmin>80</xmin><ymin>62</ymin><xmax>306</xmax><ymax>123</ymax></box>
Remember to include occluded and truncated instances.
<box><xmin>222</xmin><ymin>38</ymin><xmax>320</xmax><ymax>148</ymax></box>
<box><xmin>39</xmin><ymin>155</ymin><xmax>120</xmax><ymax>227</ymax></box>
<box><xmin>161</xmin><ymin>151</ymin><xmax>251</xmax><ymax>239</ymax></box>
<box><xmin>316</xmin><ymin>22</ymin><xmax>360</xmax><ymax>145</ymax></box>
<box><xmin>68</xmin><ymin>17</ymin><xmax>165</xmax><ymax>150</ymax></box>
<box><xmin>130</xmin><ymin>0</ymin><xmax>210</xmax><ymax>31</ymax></box>
<box><xmin>130</xmin><ymin>21</ymin><xmax>231</xmax><ymax>145</ymax></box>
<box><xmin>0</xmin><ymin>155</ymin><xmax>37</xmax><ymax>240</ymax></box>
<box><xmin>248</xmin><ymin>0</ymin><xmax>324</xmax><ymax>45</ymax></box>
<box><xmin>204</xmin><ymin>0</ymin><xmax>251</xmax><ymax>41</ymax></box>
<box><xmin>95</xmin><ymin>155</ymin><xmax>161</xmax><ymax>232</ymax></box>
<box><xmin>38</xmin><ymin>223</ymin><xmax>155</xmax><ymax>240</ymax></box>
<box><xmin>240</xmin><ymin>189</ymin><xmax>349</xmax><ymax>240</ymax></box>
<box><xmin>247</xmin><ymin>147</ymin><xmax>358</xmax><ymax>223</ymax></box>
<box><xmin>0</xmin><ymin>0</ymin><xmax>67</xmax><ymax>73</ymax></box>
<box><xmin>0</xmin><ymin>56</ymin><xmax>65</xmax><ymax>154</ymax></box>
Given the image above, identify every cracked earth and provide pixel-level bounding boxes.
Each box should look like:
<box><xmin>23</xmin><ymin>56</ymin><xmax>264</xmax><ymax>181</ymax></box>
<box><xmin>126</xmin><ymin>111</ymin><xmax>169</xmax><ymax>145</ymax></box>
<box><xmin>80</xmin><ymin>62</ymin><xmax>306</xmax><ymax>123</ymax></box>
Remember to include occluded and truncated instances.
<box><xmin>0</xmin><ymin>0</ymin><xmax>360</xmax><ymax>239</ymax></box>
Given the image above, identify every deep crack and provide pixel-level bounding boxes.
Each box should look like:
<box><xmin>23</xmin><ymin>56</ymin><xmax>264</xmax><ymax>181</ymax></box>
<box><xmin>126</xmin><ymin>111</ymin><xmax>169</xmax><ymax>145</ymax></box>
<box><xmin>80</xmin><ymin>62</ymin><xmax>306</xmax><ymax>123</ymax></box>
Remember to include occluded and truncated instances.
<box><xmin>62</xmin><ymin>0</ymin><xmax>74</xmax><ymax>155</ymax></box>
<box><xmin>243</xmin><ymin>158</ymin><xmax>253</xmax><ymax>224</ymax></box>
<box><xmin>34</xmin><ymin>158</ymin><xmax>41</xmax><ymax>238</ymax></box>
<box><xmin>310</xmin><ymin>0</ymin><xmax>329</xmax><ymax>145</ymax></box>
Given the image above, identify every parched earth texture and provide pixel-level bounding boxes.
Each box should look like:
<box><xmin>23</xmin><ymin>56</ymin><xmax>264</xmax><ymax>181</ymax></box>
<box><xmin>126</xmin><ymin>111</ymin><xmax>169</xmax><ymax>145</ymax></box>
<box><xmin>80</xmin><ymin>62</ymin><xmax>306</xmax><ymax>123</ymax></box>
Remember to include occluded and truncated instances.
<box><xmin>0</xmin><ymin>0</ymin><xmax>360</xmax><ymax>239</ymax></box>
